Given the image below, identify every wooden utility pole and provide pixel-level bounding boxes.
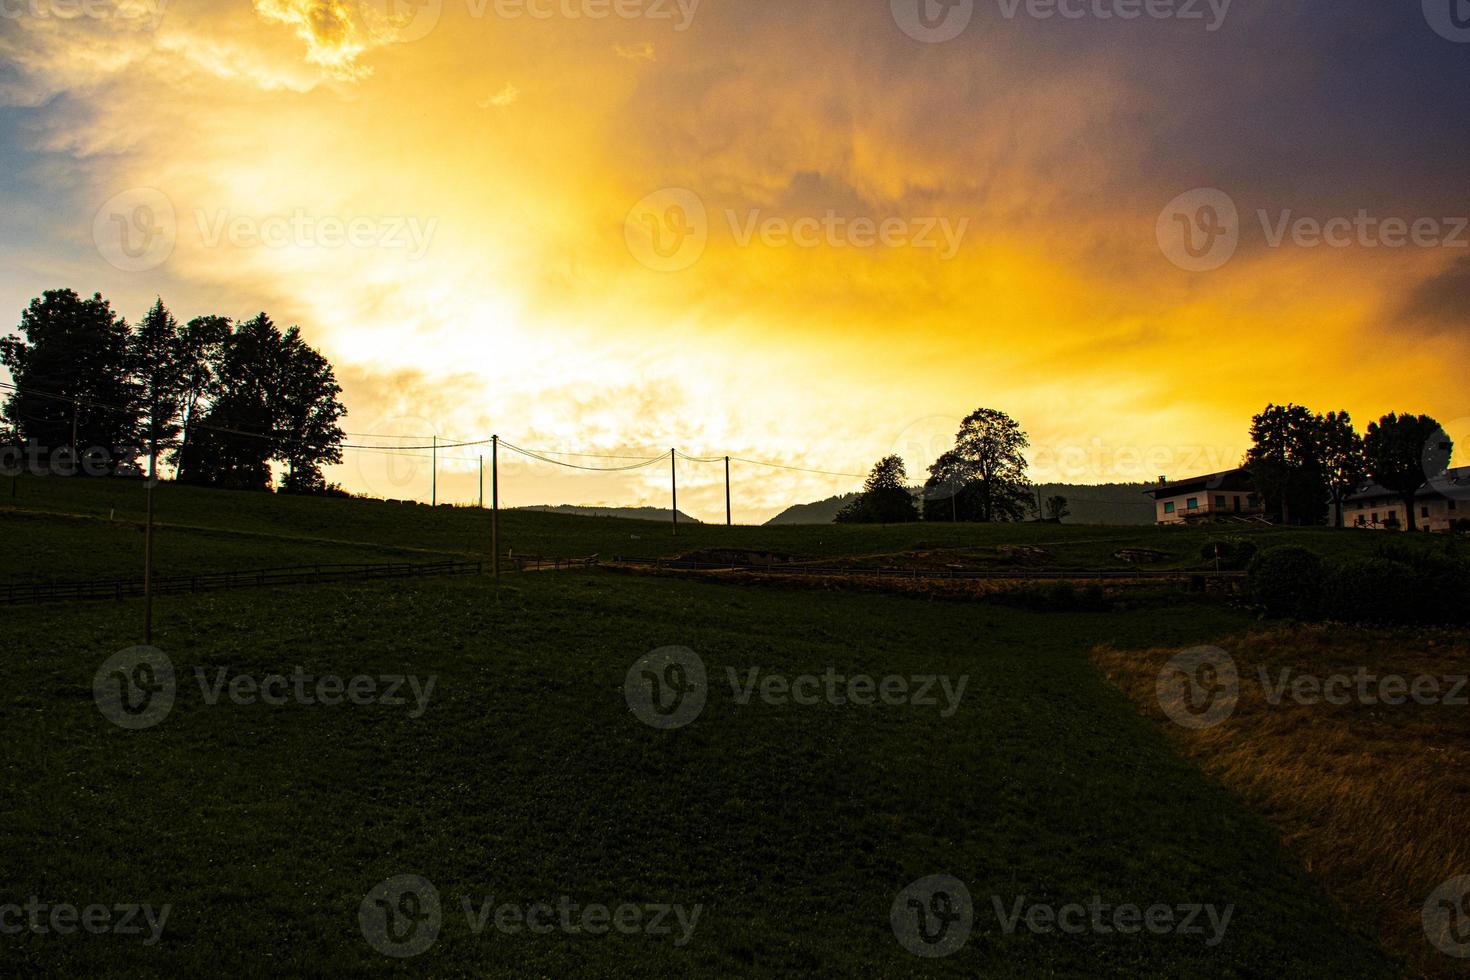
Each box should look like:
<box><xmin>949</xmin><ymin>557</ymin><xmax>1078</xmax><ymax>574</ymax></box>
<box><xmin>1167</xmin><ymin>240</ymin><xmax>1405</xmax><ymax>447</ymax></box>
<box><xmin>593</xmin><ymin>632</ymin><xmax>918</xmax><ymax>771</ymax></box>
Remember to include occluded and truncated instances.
<box><xmin>143</xmin><ymin>438</ymin><xmax>156</xmax><ymax>644</ymax></box>
<box><xmin>71</xmin><ymin>397</ymin><xmax>79</xmax><ymax>457</ymax></box>
<box><xmin>431</xmin><ymin>436</ymin><xmax>437</xmax><ymax>508</ymax></box>
<box><xmin>491</xmin><ymin>435</ymin><xmax>500</xmax><ymax>580</ymax></box>
<box><xmin>671</xmin><ymin>449</ymin><xmax>678</xmax><ymax>536</ymax></box>
<box><xmin>725</xmin><ymin>455</ymin><xmax>732</xmax><ymax>526</ymax></box>
<box><xmin>478</xmin><ymin>455</ymin><xmax>484</xmax><ymax>509</ymax></box>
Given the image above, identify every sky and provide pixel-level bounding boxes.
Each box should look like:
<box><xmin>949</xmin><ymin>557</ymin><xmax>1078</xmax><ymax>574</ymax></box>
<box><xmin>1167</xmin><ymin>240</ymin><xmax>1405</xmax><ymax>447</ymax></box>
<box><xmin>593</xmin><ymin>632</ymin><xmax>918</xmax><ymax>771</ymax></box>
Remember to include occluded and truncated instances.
<box><xmin>1</xmin><ymin>0</ymin><xmax>1467</xmax><ymax>522</ymax></box>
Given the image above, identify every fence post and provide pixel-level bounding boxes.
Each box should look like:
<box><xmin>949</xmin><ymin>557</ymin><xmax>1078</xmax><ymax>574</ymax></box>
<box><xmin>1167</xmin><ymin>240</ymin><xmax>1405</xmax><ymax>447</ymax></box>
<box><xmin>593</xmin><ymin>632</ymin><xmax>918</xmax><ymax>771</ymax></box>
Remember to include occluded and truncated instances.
<box><xmin>492</xmin><ymin>435</ymin><xmax>500</xmax><ymax>580</ymax></box>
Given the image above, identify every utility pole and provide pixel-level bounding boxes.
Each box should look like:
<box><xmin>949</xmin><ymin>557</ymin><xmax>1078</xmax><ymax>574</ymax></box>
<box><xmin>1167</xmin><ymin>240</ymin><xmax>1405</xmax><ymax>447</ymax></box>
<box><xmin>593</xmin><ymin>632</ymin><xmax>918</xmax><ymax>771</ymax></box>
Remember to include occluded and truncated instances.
<box><xmin>491</xmin><ymin>435</ymin><xmax>500</xmax><ymax>580</ymax></box>
<box><xmin>725</xmin><ymin>456</ymin><xmax>732</xmax><ymax>527</ymax></box>
<box><xmin>478</xmin><ymin>455</ymin><xmax>484</xmax><ymax>509</ymax></box>
<box><xmin>671</xmin><ymin>449</ymin><xmax>678</xmax><ymax>536</ymax></box>
<box><xmin>431</xmin><ymin>436</ymin><xmax>437</xmax><ymax>508</ymax></box>
<box><xmin>143</xmin><ymin>436</ymin><xmax>156</xmax><ymax>644</ymax></box>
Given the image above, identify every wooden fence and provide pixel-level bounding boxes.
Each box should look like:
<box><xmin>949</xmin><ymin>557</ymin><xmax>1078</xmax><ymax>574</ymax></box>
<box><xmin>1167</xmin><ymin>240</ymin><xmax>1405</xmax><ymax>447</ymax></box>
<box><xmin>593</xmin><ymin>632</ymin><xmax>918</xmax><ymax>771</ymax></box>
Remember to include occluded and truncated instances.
<box><xmin>1</xmin><ymin>560</ymin><xmax>484</xmax><ymax>606</ymax></box>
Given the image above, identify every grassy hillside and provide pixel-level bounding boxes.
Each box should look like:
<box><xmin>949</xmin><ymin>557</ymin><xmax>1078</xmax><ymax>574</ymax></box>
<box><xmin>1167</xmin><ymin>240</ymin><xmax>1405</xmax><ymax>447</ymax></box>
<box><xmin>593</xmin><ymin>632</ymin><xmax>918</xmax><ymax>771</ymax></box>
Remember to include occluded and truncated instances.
<box><xmin>767</xmin><ymin>484</ymin><xmax>1158</xmax><ymax>527</ymax></box>
<box><xmin>3</xmin><ymin>474</ymin><xmax>1450</xmax><ymax>588</ymax></box>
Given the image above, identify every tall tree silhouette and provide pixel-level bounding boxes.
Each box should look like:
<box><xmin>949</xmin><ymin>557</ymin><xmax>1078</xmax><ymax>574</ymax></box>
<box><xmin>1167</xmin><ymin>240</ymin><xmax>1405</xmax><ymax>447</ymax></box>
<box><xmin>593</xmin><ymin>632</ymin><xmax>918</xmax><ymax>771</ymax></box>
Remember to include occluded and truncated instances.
<box><xmin>1318</xmin><ymin>410</ymin><xmax>1366</xmax><ymax>528</ymax></box>
<box><xmin>172</xmin><ymin>314</ymin><xmax>231</xmax><ymax>483</ymax></box>
<box><xmin>926</xmin><ymin>408</ymin><xmax>1031</xmax><ymax>523</ymax></box>
<box><xmin>1245</xmin><ymin>404</ymin><xmax>1326</xmax><ymax>525</ymax></box>
<box><xmin>130</xmin><ymin>299</ymin><xmax>188</xmax><ymax>470</ymax></box>
<box><xmin>836</xmin><ymin>455</ymin><xmax>918</xmax><ymax>523</ymax></box>
<box><xmin>276</xmin><ymin>327</ymin><xmax>347</xmax><ymax>493</ymax></box>
<box><xmin>1364</xmin><ymin>412</ymin><xmax>1451</xmax><ymax>532</ymax></box>
<box><xmin>0</xmin><ymin>289</ymin><xmax>139</xmax><ymax>473</ymax></box>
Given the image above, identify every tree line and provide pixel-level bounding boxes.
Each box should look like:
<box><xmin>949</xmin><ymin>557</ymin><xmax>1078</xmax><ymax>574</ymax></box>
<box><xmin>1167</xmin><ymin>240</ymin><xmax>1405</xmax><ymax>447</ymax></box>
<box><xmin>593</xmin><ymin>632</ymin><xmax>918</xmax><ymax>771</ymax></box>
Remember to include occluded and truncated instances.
<box><xmin>1244</xmin><ymin>404</ymin><xmax>1453</xmax><ymax>532</ymax></box>
<box><xmin>837</xmin><ymin>407</ymin><xmax>1039</xmax><ymax>525</ymax></box>
<box><xmin>836</xmin><ymin>404</ymin><xmax>1455</xmax><ymax>529</ymax></box>
<box><xmin>0</xmin><ymin>289</ymin><xmax>347</xmax><ymax>493</ymax></box>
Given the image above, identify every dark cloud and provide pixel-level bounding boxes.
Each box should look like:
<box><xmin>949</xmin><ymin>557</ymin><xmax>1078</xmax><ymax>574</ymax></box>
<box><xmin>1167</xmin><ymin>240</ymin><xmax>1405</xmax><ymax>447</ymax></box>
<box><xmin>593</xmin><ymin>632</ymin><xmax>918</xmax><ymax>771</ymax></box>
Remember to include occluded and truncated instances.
<box><xmin>1397</xmin><ymin>256</ymin><xmax>1470</xmax><ymax>332</ymax></box>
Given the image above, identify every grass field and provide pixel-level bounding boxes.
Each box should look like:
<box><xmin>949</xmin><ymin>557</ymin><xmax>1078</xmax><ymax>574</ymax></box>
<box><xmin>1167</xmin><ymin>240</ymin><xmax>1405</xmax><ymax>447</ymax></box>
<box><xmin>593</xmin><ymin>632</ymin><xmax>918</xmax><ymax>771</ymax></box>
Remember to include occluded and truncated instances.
<box><xmin>1093</xmin><ymin>627</ymin><xmax>1470</xmax><ymax>978</ymax></box>
<box><xmin>5</xmin><ymin>475</ymin><xmax>1463</xmax><ymax>975</ymax></box>
<box><xmin>3</xmin><ymin>572</ymin><xmax>1398</xmax><ymax>976</ymax></box>
<box><xmin>2</xmin><ymin>473</ymin><xmax>1455</xmax><ymax>585</ymax></box>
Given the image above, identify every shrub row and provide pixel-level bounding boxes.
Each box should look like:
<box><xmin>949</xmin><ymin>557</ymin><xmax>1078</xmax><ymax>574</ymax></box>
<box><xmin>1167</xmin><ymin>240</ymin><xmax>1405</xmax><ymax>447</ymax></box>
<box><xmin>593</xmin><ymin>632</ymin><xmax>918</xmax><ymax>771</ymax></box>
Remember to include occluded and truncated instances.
<box><xmin>1246</xmin><ymin>544</ymin><xmax>1470</xmax><ymax>625</ymax></box>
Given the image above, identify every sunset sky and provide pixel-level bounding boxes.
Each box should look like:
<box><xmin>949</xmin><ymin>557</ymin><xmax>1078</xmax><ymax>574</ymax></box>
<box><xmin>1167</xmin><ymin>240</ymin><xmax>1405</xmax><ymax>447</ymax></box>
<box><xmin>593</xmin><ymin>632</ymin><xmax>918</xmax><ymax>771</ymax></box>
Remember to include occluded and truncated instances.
<box><xmin>1</xmin><ymin>0</ymin><xmax>1467</xmax><ymax>521</ymax></box>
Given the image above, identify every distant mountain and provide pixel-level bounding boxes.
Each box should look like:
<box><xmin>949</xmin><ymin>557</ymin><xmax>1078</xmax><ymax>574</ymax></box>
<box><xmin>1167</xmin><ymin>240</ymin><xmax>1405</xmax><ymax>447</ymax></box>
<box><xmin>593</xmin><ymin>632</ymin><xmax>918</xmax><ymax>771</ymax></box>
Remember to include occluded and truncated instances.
<box><xmin>1031</xmin><ymin>483</ymin><xmax>1154</xmax><ymax>526</ymax></box>
<box><xmin>515</xmin><ymin>504</ymin><xmax>702</xmax><ymax>523</ymax></box>
<box><xmin>764</xmin><ymin>484</ymin><xmax>1153</xmax><ymax>526</ymax></box>
<box><xmin>764</xmin><ymin>493</ymin><xmax>860</xmax><ymax>525</ymax></box>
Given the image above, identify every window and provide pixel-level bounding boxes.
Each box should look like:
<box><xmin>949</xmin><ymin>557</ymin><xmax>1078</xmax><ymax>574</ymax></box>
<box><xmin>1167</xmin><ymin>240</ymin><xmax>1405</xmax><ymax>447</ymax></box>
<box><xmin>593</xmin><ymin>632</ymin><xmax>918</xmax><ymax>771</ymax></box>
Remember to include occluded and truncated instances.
<box><xmin>1372</xmin><ymin>513</ymin><xmax>1379</xmax><ymax>523</ymax></box>
<box><xmin>1248</xmin><ymin>495</ymin><xmax>1261</xmax><ymax>508</ymax></box>
<box><xmin>1164</xmin><ymin>501</ymin><xmax>1176</xmax><ymax>514</ymax></box>
<box><xmin>1451</xmin><ymin>500</ymin><xmax>1458</xmax><ymax>512</ymax></box>
<box><xmin>1215</xmin><ymin>495</ymin><xmax>1226</xmax><ymax>508</ymax></box>
<box><xmin>1187</xmin><ymin>497</ymin><xmax>1198</xmax><ymax>510</ymax></box>
<box><xmin>1422</xmin><ymin>506</ymin><xmax>1430</xmax><ymax>519</ymax></box>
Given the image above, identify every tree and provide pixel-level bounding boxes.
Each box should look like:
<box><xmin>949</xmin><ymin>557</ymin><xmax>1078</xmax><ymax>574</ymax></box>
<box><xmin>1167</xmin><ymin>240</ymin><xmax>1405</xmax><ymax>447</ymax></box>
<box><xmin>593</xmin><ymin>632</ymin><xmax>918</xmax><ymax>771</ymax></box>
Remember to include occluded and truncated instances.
<box><xmin>1045</xmin><ymin>495</ymin><xmax>1070</xmax><ymax>521</ymax></box>
<box><xmin>0</xmin><ymin>289</ymin><xmax>140</xmax><ymax>474</ymax></box>
<box><xmin>836</xmin><ymin>455</ymin><xmax>919</xmax><ymax>524</ymax></box>
<box><xmin>1317</xmin><ymin>410</ymin><xmax>1366</xmax><ymax>529</ymax></box>
<box><xmin>1244</xmin><ymin>404</ymin><xmax>1326</xmax><ymax>526</ymax></box>
<box><xmin>925</xmin><ymin>408</ymin><xmax>1031</xmax><ymax>523</ymax></box>
<box><xmin>130</xmin><ymin>299</ymin><xmax>188</xmax><ymax>472</ymax></box>
<box><xmin>171</xmin><ymin>314</ymin><xmax>231</xmax><ymax>482</ymax></box>
<box><xmin>275</xmin><ymin>327</ymin><xmax>347</xmax><ymax>494</ymax></box>
<box><xmin>1363</xmin><ymin>413</ymin><xmax>1452</xmax><ymax>532</ymax></box>
<box><xmin>179</xmin><ymin>313</ymin><xmax>283</xmax><ymax>490</ymax></box>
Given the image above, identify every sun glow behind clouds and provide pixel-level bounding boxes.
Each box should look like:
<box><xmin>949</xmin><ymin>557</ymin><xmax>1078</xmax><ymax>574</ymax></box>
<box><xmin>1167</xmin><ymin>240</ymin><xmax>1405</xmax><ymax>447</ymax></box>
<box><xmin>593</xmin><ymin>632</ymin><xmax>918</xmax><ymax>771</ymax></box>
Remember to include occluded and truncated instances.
<box><xmin>0</xmin><ymin>0</ymin><xmax>1466</xmax><ymax>520</ymax></box>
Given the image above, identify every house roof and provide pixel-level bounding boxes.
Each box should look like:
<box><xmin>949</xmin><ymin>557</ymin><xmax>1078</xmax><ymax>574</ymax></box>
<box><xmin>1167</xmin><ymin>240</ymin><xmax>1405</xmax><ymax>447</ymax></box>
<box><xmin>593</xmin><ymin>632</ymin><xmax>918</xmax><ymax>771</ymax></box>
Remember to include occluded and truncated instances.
<box><xmin>1346</xmin><ymin>465</ymin><xmax>1470</xmax><ymax>502</ymax></box>
<box><xmin>1143</xmin><ymin>467</ymin><xmax>1254</xmax><ymax>498</ymax></box>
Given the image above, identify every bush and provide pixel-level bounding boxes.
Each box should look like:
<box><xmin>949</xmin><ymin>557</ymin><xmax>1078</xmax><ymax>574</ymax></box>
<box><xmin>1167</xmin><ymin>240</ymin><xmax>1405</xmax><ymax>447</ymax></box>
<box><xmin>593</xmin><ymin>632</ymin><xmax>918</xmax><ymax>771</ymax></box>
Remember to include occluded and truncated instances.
<box><xmin>1246</xmin><ymin>546</ymin><xmax>1325</xmax><ymax>619</ymax></box>
<box><xmin>1001</xmin><ymin>581</ymin><xmax>1111</xmax><ymax>612</ymax></box>
<box><xmin>1201</xmin><ymin>537</ymin><xmax>1258</xmax><ymax>571</ymax></box>
<box><xmin>1321</xmin><ymin>557</ymin><xmax>1423</xmax><ymax>625</ymax></box>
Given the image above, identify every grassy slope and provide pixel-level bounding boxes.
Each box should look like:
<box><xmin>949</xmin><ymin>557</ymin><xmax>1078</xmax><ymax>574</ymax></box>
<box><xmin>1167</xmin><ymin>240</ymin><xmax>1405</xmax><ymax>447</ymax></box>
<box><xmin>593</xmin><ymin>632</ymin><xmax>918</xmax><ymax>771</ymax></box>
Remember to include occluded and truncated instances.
<box><xmin>2</xmin><ymin>474</ymin><xmax>1452</xmax><ymax>586</ymax></box>
<box><xmin>1092</xmin><ymin>627</ymin><xmax>1470</xmax><ymax>978</ymax></box>
<box><xmin>1</xmin><ymin>572</ymin><xmax>1397</xmax><ymax>977</ymax></box>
